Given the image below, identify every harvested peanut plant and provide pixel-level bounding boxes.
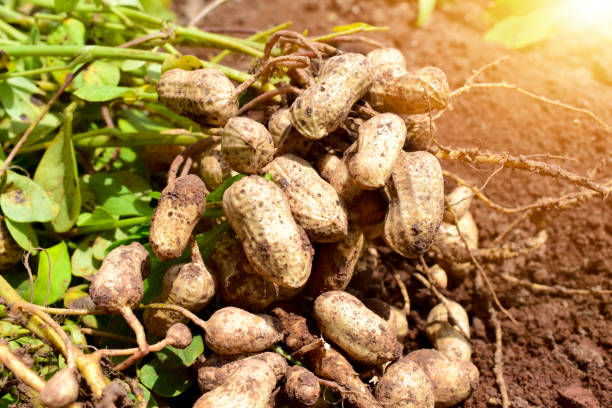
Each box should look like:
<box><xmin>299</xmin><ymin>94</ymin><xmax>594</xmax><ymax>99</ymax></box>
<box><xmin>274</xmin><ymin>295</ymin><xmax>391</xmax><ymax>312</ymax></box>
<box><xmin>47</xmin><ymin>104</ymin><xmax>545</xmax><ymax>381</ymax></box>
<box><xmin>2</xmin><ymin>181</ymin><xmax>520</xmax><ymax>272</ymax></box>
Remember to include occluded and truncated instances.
<box><xmin>0</xmin><ymin>1</ymin><xmax>609</xmax><ymax>407</ymax></box>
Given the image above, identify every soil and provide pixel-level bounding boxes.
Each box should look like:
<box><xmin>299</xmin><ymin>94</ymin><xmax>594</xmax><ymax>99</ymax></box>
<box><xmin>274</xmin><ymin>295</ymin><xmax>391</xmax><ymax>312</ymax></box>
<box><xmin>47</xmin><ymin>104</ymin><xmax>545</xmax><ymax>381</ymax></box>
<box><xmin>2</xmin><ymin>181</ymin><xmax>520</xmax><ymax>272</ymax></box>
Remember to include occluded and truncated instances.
<box><xmin>174</xmin><ymin>1</ymin><xmax>611</xmax><ymax>407</ymax></box>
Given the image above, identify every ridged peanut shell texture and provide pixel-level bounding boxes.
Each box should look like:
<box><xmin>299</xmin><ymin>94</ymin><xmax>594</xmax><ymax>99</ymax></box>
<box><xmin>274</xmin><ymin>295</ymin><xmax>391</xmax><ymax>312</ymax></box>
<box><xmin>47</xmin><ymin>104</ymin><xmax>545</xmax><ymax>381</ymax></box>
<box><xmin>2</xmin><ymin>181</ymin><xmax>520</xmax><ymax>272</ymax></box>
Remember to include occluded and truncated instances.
<box><xmin>368</xmin><ymin>66</ymin><xmax>449</xmax><ymax>115</ymax></box>
<box><xmin>144</xmin><ymin>261</ymin><xmax>216</xmax><ymax>337</ymax></box>
<box><xmin>405</xmin><ymin>349</ymin><xmax>479</xmax><ymax>408</ymax></box>
<box><xmin>290</xmin><ymin>53</ymin><xmax>372</xmax><ymax>140</ymax></box>
<box><xmin>209</xmin><ymin>232</ymin><xmax>277</xmax><ymax>311</ymax></box>
<box><xmin>193</xmin><ymin>358</ymin><xmax>276</xmax><ymax>408</ymax></box>
<box><xmin>313</xmin><ymin>290</ymin><xmax>402</xmax><ymax>365</ymax></box>
<box><xmin>285</xmin><ymin>365</ymin><xmax>321</xmax><ymax>406</ymax></box>
<box><xmin>197</xmin><ymin>352</ymin><xmax>288</xmax><ymax>392</ymax></box>
<box><xmin>443</xmin><ymin>186</ymin><xmax>473</xmax><ymax>223</ymax></box>
<box><xmin>221</xmin><ymin>117</ymin><xmax>275</xmax><ymax>174</ymax></box>
<box><xmin>157</xmin><ymin>68</ymin><xmax>238</xmax><ymax>126</ymax></box>
<box><xmin>222</xmin><ymin>176</ymin><xmax>313</xmax><ymax>289</ymax></box>
<box><xmin>204</xmin><ymin>307</ymin><xmax>283</xmax><ymax>355</ymax></box>
<box><xmin>375</xmin><ymin>358</ymin><xmax>435</xmax><ymax>408</ymax></box>
<box><xmin>367</xmin><ymin>48</ymin><xmax>406</xmax><ymax>78</ymax></box>
<box><xmin>150</xmin><ymin>174</ymin><xmax>207</xmax><ymax>262</ymax></box>
<box><xmin>384</xmin><ymin>151</ymin><xmax>444</xmax><ymax>258</ymax></box>
<box><xmin>198</xmin><ymin>142</ymin><xmax>234</xmax><ymax>191</ymax></box>
<box><xmin>89</xmin><ymin>242</ymin><xmax>149</xmax><ymax>311</ymax></box>
<box><xmin>268</xmin><ymin>108</ymin><xmax>314</xmax><ymax>157</ymax></box>
<box><xmin>265</xmin><ymin>154</ymin><xmax>348</xmax><ymax>242</ymax></box>
<box><xmin>347</xmin><ymin>113</ymin><xmax>407</xmax><ymax>189</ymax></box>
<box><xmin>425</xmin><ymin>302</ymin><xmax>471</xmax><ymax>362</ymax></box>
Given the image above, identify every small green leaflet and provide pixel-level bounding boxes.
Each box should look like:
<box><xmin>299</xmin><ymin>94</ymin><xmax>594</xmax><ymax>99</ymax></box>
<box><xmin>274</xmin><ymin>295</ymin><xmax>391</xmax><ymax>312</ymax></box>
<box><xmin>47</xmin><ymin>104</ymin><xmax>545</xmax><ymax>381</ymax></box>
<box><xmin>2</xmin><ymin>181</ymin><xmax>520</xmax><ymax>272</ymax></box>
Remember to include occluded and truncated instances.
<box><xmin>417</xmin><ymin>0</ymin><xmax>437</xmax><ymax>27</ymax></box>
<box><xmin>74</xmin><ymin>60</ymin><xmax>121</xmax><ymax>89</ymax></box>
<box><xmin>138</xmin><ymin>359</ymin><xmax>191</xmax><ymax>397</ymax></box>
<box><xmin>87</xmin><ymin>172</ymin><xmax>153</xmax><ymax>216</ymax></box>
<box><xmin>155</xmin><ymin>335</ymin><xmax>203</xmax><ymax>368</ymax></box>
<box><xmin>33</xmin><ymin>110</ymin><xmax>81</xmax><ymax>233</ymax></box>
<box><xmin>47</xmin><ymin>18</ymin><xmax>85</xmax><ymax>46</ymax></box>
<box><xmin>77</xmin><ymin>207</ymin><xmax>118</xmax><ymax>228</ymax></box>
<box><xmin>1</xmin><ymin>171</ymin><xmax>59</xmax><ymax>223</ymax></box>
<box><xmin>70</xmin><ymin>236</ymin><xmax>99</xmax><ymax>278</ymax></box>
<box><xmin>4</xmin><ymin>217</ymin><xmax>38</xmax><ymax>251</ymax></box>
<box><xmin>21</xmin><ymin>241</ymin><xmax>71</xmax><ymax>306</ymax></box>
<box><xmin>73</xmin><ymin>86</ymin><xmax>132</xmax><ymax>102</ymax></box>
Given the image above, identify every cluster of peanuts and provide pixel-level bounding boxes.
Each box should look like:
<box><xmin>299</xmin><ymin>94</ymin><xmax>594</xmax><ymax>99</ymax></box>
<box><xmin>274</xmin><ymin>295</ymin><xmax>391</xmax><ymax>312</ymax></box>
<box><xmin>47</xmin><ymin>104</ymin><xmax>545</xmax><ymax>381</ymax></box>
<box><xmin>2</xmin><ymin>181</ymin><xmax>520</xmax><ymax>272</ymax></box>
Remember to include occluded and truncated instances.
<box><xmin>89</xmin><ymin>46</ymin><xmax>482</xmax><ymax>408</ymax></box>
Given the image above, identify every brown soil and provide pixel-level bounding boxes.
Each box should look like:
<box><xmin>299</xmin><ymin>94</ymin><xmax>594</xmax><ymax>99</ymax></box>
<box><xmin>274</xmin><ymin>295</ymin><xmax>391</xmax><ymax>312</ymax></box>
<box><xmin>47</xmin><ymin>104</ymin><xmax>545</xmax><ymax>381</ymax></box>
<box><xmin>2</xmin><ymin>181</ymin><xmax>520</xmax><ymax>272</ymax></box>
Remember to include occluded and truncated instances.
<box><xmin>175</xmin><ymin>1</ymin><xmax>611</xmax><ymax>407</ymax></box>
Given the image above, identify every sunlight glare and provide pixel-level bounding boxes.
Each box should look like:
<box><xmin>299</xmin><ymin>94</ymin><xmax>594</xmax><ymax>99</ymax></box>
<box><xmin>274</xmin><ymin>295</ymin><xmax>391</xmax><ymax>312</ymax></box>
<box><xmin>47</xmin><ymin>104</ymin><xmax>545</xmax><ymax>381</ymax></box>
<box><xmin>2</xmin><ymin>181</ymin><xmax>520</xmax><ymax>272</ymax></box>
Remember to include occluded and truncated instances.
<box><xmin>563</xmin><ymin>0</ymin><xmax>612</xmax><ymax>32</ymax></box>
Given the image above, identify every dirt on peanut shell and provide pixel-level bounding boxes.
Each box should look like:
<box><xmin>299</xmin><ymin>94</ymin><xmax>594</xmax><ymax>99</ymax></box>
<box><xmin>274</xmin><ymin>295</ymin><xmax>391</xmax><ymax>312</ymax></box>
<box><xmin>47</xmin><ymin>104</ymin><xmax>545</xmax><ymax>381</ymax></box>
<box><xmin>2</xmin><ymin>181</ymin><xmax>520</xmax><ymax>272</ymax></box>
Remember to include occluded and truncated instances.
<box><xmin>174</xmin><ymin>0</ymin><xmax>611</xmax><ymax>406</ymax></box>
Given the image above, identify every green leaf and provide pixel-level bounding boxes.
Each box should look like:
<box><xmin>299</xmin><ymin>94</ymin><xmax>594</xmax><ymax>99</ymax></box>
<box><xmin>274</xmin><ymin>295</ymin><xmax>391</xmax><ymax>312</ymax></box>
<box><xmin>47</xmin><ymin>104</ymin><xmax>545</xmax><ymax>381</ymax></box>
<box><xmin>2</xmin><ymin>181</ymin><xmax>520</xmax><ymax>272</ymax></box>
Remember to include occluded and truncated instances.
<box><xmin>87</xmin><ymin>172</ymin><xmax>153</xmax><ymax>216</ymax></box>
<box><xmin>0</xmin><ymin>77</ymin><xmax>61</xmax><ymax>143</ymax></box>
<box><xmin>140</xmin><ymin>0</ymin><xmax>175</xmax><ymax>20</ymax></box>
<box><xmin>155</xmin><ymin>335</ymin><xmax>202</xmax><ymax>368</ymax></box>
<box><xmin>4</xmin><ymin>217</ymin><xmax>38</xmax><ymax>251</ymax></box>
<box><xmin>33</xmin><ymin>114</ymin><xmax>81</xmax><ymax>233</ymax></box>
<box><xmin>47</xmin><ymin>18</ymin><xmax>86</xmax><ymax>46</ymax></box>
<box><xmin>138</xmin><ymin>358</ymin><xmax>191</xmax><ymax>397</ymax></box>
<box><xmin>77</xmin><ymin>207</ymin><xmax>117</xmax><ymax>228</ymax></box>
<box><xmin>484</xmin><ymin>5</ymin><xmax>564</xmax><ymax>48</ymax></box>
<box><xmin>23</xmin><ymin>242</ymin><xmax>71</xmax><ymax>306</ymax></box>
<box><xmin>161</xmin><ymin>54</ymin><xmax>203</xmax><ymax>74</ymax></box>
<box><xmin>71</xmin><ymin>236</ymin><xmax>99</xmax><ymax>278</ymax></box>
<box><xmin>73</xmin><ymin>86</ymin><xmax>131</xmax><ymax>102</ymax></box>
<box><xmin>1</xmin><ymin>171</ymin><xmax>59</xmax><ymax>223</ymax></box>
<box><xmin>417</xmin><ymin>0</ymin><xmax>437</xmax><ymax>27</ymax></box>
<box><xmin>206</xmin><ymin>174</ymin><xmax>245</xmax><ymax>203</ymax></box>
<box><xmin>54</xmin><ymin>0</ymin><xmax>79</xmax><ymax>13</ymax></box>
<box><xmin>75</xmin><ymin>60</ymin><xmax>121</xmax><ymax>88</ymax></box>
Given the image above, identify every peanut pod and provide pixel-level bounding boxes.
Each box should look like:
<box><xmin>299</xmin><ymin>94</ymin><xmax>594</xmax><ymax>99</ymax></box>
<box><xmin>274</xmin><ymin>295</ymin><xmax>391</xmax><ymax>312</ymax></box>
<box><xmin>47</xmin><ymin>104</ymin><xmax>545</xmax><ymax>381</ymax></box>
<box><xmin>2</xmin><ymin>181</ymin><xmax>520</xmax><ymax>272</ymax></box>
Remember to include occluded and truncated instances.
<box><xmin>383</xmin><ymin>151</ymin><xmax>444</xmax><ymax>258</ymax></box>
<box><xmin>223</xmin><ymin>176</ymin><xmax>313</xmax><ymax>289</ymax></box>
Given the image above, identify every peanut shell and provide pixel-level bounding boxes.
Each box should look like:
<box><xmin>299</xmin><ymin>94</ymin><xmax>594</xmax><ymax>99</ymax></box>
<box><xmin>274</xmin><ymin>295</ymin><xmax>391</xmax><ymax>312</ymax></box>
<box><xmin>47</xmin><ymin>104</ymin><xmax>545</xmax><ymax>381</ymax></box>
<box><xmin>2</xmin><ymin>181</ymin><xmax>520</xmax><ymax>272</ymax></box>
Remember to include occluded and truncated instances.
<box><xmin>368</xmin><ymin>67</ymin><xmax>449</xmax><ymax>115</ymax></box>
<box><xmin>193</xmin><ymin>358</ymin><xmax>276</xmax><ymax>408</ymax></box>
<box><xmin>290</xmin><ymin>53</ymin><xmax>372</xmax><ymax>140</ymax></box>
<box><xmin>404</xmin><ymin>349</ymin><xmax>479</xmax><ymax>408</ymax></box>
<box><xmin>221</xmin><ymin>117</ymin><xmax>275</xmax><ymax>174</ymax></box>
<box><xmin>150</xmin><ymin>174</ymin><xmax>207</xmax><ymax>262</ymax></box>
<box><xmin>197</xmin><ymin>142</ymin><xmax>235</xmax><ymax>191</ymax></box>
<box><xmin>157</xmin><ymin>68</ymin><xmax>238</xmax><ymax>126</ymax></box>
<box><xmin>222</xmin><ymin>176</ymin><xmax>313</xmax><ymax>289</ymax></box>
<box><xmin>375</xmin><ymin>359</ymin><xmax>434</xmax><ymax>408</ymax></box>
<box><xmin>383</xmin><ymin>151</ymin><xmax>444</xmax><ymax>258</ymax></box>
<box><xmin>89</xmin><ymin>242</ymin><xmax>149</xmax><ymax>311</ymax></box>
<box><xmin>209</xmin><ymin>232</ymin><xmax>277</xmax><ymax>311</ymax></box>
<box><xmin>308</xmin><ymin>223</ymin><xmax>364</xmax><ymax>294</ymax></box>
<box><xmin>347</xmin><ymin>113</ymin><xmax>407</xmax><ymax>189</ymax></box>
<box><xmin>265</xmin><ymin>154</ymin><xmax>348</xmax><ymax>242</ymax></box>
<box><xmin>313</xmin><ymin>290</ymin><xmax>402</xmax><ymax>365</ymax></box>
<box><xmin>204</xmin><ymin>307</ymin><xmax>283</xmax><ymax>355</ymax></box>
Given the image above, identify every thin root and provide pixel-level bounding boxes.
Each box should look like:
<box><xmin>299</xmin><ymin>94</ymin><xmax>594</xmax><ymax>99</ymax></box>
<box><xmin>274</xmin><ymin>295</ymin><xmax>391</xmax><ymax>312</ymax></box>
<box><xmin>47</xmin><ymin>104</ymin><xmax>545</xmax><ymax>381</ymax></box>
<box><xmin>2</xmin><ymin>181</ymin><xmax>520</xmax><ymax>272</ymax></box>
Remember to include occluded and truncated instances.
<box><xmin>500</xmin><ymin>273</ymin><xmax>612</xmax><ymax>296</ymax></box>
<box><xmin>434</xmin><ymin>145</ymin><xmax>608</xmax><ymax>195</ymax></box>
<box><xmin>490</xmin><ymin>307</ymin><xmax>509</xmax><ymax>408</ymax></box>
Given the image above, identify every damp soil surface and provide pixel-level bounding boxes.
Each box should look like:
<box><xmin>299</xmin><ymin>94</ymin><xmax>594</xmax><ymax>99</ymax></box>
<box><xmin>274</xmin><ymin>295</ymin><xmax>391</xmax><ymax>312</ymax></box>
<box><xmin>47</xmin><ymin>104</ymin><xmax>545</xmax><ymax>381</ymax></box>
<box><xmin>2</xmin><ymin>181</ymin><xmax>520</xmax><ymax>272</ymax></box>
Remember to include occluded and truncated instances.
<box><xmin>175</xmin><ymin>1</ymin><xmax>611</xmax><ymax>407</ymax></box>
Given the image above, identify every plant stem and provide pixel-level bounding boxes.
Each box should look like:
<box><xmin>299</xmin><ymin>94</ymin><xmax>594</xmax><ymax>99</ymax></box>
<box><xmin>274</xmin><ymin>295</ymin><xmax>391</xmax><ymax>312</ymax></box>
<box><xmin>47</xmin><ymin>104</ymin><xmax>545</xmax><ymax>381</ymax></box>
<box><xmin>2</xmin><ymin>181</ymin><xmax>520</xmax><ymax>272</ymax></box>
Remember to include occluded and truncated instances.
<box><xmin>0</xmin><ymin>44</ymin><xmax>274</xmax><ymax>91</ymax></box>
<box><xmin>68</xmin><ymin>216</ymin><xmax>151</xmax><ymax>237</ymax></box>
<box><xmin>28</xmin><ymin>0</ymin><xmax>266</xmax><ymax>56</ymax></box>
<box><xmin>0</xmin><ymin>18</ymin><xmax>28</xmax><ymax>42</ymax></box>
<box><xmin>0</xmin><ymin>276</ymin><xmax>107</xmax><ymax>397</ymax></box>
